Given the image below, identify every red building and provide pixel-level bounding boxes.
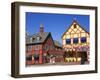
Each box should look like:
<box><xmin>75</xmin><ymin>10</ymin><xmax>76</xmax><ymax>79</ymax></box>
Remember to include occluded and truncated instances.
<box><xmin>26</xmin><ymin>25</ymin><xmax>64</xmax><ymax>65</ymax></box>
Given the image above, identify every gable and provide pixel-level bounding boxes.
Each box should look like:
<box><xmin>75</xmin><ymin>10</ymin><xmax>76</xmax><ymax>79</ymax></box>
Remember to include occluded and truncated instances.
<box><xmin>62</xmin><ymin>20</ymin><xmax>89</xmax><ymax>39</ymax></box>
<box><xmin>43</xmin><ymin>33</ymin><xmax>55</xmax><ymax>50</ymax></box>
<box><xmin>44</xmin><ymin>33</ymin><xmax>55</xmax><ymax>46</ymax></box>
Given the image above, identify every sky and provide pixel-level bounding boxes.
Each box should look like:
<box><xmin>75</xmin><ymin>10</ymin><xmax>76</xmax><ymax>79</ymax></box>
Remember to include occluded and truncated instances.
<box><xmin>26</xmin><ymin>12</ymin><xmax>90</xmax><ymax>44</ymax></box>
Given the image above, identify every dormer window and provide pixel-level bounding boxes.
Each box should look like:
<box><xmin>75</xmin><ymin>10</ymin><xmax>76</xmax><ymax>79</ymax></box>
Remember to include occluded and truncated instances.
<box><xmin>30</xmin><ymin>37</ymin><xmax>35</xmax><ymax>42</ymax></box>
<box><xmin>32</xmin><ymin>37</ymin><xmax>35</xmax><ymax>41</ymax></box>
<box><xmin>36</xmin><ymin>36</ymin><xmax>41</xmax><ymax>41</ymax></box>
<box><xmin>30</xmin><ymin>38</ymin><xmax>33</xmax><ymax>42</ymax></box>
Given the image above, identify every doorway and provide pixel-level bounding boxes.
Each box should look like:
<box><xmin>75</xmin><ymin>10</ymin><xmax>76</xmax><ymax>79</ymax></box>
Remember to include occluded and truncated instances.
<box><xmin>80</xmin><ymin>51</ymin><xmax>87</xmax><ymax>64</ymax></box>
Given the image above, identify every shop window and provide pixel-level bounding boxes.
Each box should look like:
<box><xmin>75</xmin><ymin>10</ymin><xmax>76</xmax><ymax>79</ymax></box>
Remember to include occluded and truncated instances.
<box><xmin>26</xmin><ymin>55</ymin><xmax>32</xmax><ymax>61</ymax></box>
<box><xmin>81</xmin><ymin>37</ymin><xmax>86</xmax><ymax>43</ymax></box>
<box><xmin>34</xmin><ymin>53</ymin><xmax>39</xmax><ymax>61</ymax></box>
<box><xmin>66</xmin><ymin>39</ymin><xmax>71</xmax><ymax>44</ymax></box>
<box><xmin>73</xmin><ymin>38</ymin><xmax>78</xmax><ymax>44</ymax></box>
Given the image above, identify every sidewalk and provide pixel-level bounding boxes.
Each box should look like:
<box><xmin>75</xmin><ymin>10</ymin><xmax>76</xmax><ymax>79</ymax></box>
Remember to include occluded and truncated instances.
<box><xmin>26</xmin><ymin>61</ymin><xmax>88</xmax><ymax>67</ymax></box>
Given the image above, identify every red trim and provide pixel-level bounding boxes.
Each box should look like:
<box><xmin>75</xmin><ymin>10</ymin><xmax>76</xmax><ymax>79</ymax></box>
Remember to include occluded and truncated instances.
<box><xmin>39</xmin><ymin>49</ymin><xmax>43</xmax><ymax>64</ymax></box>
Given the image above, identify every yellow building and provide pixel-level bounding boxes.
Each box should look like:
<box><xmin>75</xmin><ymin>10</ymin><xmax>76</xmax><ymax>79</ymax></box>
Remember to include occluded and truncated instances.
<box><xmin>62</xmin><ymin>20</ymin><xmax>90</xmax><ymax>64</ymax></box>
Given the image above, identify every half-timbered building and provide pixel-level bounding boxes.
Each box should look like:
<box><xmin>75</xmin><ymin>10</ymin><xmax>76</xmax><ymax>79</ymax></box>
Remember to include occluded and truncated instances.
<box><xmin>62</xmin><ymin>20</ymin><xmax>90</xmax><ymax>64</ymax></box>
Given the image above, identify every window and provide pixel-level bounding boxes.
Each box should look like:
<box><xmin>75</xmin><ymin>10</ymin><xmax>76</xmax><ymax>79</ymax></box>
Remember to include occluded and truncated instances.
<box><xmin>26</xmin><ymin>46</ymin><xmax>28</xmax><ymax>52</ymax></box>
<box><xmin>81</xmin><ymin>37</ymin><xmax>86</xmax><ymax>43</ymax></box>
<box><xmin>74</xmin><ymin>24</ymin><xmax>77</xmax><ymax>28</ymax></box>
<box><xmin>26</xmin><ymin>55</ymin><xmax>32</xmax><ymax>61</ymax></box>
<box><xmin>34</xmin><ymin>45</ymin><xmax>39</xmax><ymax>50</ymax></box>
<box><xmin>66</xmin><ymin>39</ymin><xmax>71</xmax><ymax>44</ymax></box>
<box><xmin>36</xmin><ymin>36</ymin><xmax>41</xmax><ymax>41</ymax></box>
<box><xmin>44</xmin><ymin>44</ymin><xmax>49</xmax><ymax>50</ymax></box>
<box><xmin>73</xmin><ymin>38</ymin><xmax>78</xmax><ymax>44</ymax></box>
<box><xmin>32</xmin><ymin>37</ymin><xmax>35</xmax><ymax>41</ymax></box>
<box><xmin>34</xmin><ymin>53</ymin><xmax>39</xmax><ymax>61</ymax></box>
<box><xmin>30</xmin><ymin>37</ymin><xmax>35</xmax><ymax>42</ymax></box>
<box><xmin>30</xmin><ymin>38</ymin><xmax>33</xmax><ymax>42</ymax></box>
<box><xmin>27</xmin><ymin>46</ymin><xmax>32</xmax><ymax>52</ymax></box>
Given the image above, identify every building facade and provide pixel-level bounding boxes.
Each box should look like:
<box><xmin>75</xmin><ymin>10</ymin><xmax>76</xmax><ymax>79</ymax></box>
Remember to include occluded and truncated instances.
<box><xmin>26</xmin><ymin>25</ymin><xmax>64</xmax><ymax>66</ymax></box>
<box><xmin>62</xmin><ymin>20</ymin><xmax>90</xmax><ymax>64</ymax></box>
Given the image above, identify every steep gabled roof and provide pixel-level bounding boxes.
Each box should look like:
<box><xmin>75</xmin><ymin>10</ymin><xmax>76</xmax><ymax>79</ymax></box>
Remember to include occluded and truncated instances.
<box><xmin>26</xmin><ymin>32</ymin><xmax>62</xmax><ymax>48</ymax></box>
<box><xmin>26</xmin><ymin>32</ymin><xmax>51</xmax><ymax>44</ymax></box>
<box><xmin>62</xmin><ymin>20</ymin><xmax>89</xmax><ymax>38</ymax></box>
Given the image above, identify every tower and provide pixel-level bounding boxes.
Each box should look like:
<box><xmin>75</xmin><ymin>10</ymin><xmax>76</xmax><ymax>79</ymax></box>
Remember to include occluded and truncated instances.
<box><xmin>39</xmin><ymin>24</ymin><xmax>44</xmax><ymax>33</ymax></box>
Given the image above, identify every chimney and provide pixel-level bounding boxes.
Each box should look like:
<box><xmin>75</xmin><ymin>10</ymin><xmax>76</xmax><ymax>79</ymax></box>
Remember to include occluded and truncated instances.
<box><xmin>40</xmin><ymin>24</ymin><xmax>44</xmax><ymax>33</ymax></box>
